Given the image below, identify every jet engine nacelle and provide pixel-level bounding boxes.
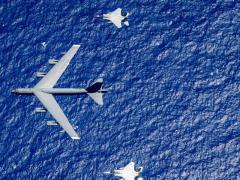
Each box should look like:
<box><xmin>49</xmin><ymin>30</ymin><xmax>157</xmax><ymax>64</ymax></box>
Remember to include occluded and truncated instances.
<box><xmin>48</xmin><ymin>59</ymin><xmax>59</xmax><ymax>65</ymax></box>
<box><xmin>36</xmin><ymin>72</ymin><xmax>46</xmax><ymax>78</ymax></box>
<box><xmin>47</xmin><ymin>121</ymin><xmax>59</xmax><ymax>126</ymax></box>
<box><xmin>35</xmin><ymin>107</ymin><xmax>47</xmax><ymax>113</ymax></box>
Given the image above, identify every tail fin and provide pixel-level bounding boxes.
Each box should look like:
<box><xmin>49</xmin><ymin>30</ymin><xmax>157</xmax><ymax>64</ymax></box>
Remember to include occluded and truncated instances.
<box><xmin>87</xmin><ymin>78</ymin><xmax>104</xmax><ymax>105</ymax></box>
<box><xmin>86</xmin><ymin>78</ymin><xmax>103</xmax><ymax>93</ymax></box>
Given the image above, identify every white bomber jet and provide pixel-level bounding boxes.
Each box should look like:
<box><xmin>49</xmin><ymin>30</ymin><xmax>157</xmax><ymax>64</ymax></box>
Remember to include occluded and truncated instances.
<box><xmin>99</xmin><ymin>8</ymin><xmax>129</xmax><ymax>28</ymax></box>
<box><xmin>12</xmin><ymin>45</ymin><xmax>107</xmax><ymax>140</ymax></box>
<box><xmin>104</xmin><ymin>162</ymin><xmax>143</xmax><ymax>180</ymax></box>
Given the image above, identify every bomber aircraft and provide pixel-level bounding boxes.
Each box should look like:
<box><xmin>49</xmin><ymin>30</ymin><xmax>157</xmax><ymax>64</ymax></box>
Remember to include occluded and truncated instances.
<box><xmin>12</xmin><ymin>45</ymin><xmax>107</xmax><ymax>139</ymax></box>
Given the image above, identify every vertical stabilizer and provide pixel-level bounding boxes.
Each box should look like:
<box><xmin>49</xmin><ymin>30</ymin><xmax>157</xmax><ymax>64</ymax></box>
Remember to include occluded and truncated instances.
<box><xmin>87</xmin><ymin>78</ymin><xmax>104</xmax><ymax>105</ymax></box>
<box><xmin>86</xmin><ymin>78</ymin><xmax>103</xmax><ymax>93</ymax></box>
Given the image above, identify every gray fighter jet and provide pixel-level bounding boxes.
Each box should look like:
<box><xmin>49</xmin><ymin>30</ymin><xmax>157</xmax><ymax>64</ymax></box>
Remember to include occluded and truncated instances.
<box><xmin>97</xmin><ymin>8</ymin><xmax>129</xmax><ymax>28</ymax></box>
<box><xmin>12</xmin><ymin>45</ymin><xmax>107</xmax><ymax>139</ymax></box>
<box><xmin>104</xmin><ymin>162</ymin><xmax>143</xmax><ymax>180</ymax></box>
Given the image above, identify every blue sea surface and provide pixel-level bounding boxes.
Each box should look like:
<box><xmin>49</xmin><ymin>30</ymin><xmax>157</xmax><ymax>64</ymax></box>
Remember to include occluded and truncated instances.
<box><xmin>0</xmin><ymin>0</ymin><xmax>240</xmax><ymax>179</ymax></box>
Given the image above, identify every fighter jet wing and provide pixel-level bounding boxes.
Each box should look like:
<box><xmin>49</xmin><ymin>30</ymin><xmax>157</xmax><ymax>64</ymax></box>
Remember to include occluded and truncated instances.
<box><xmin>111</xmin><ymin>8</ymin><xmax>122</xmax><ymax>17</ymax></box>
<box><xmin>34</xmin><ymin>91</ymin><xmax>80</xmax><ymax>139</ymax></box>
<box><xmin>110</xmin><ymin>18</ymin><xmax>122</xmax><ymax>28</ymax></box>
<box><xmin>35</xmin><ymin>45</ymin><xmax>80</xmax><ymax>88</ymax></box>
<box><xmin>123</xmin><ymin>162</ymin><xmax>135</xmax><ymax>172</ymax></box>
<box><xmin>119</xmin><ymin>175</ymin><xmax>135</xmax><ymax>180</ymax></box>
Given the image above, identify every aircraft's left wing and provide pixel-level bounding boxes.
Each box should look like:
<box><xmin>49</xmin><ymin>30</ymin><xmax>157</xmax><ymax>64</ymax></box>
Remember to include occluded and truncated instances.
<box><xmin>119</xmin><ymin>175</ymin><xmax>135</xmax><ymax>180</ymax></box>
<box><xmin>34</xmin><ymin>91</ymin><xmax>80</xmax><ymax>139</ymax></box>
<box><xmin>35</xmin><ymin>45</ymin><xmax>80</xmax><ymax>88</ymax></box>
<box><xmin>111</xmin><ymin>18</ymin><xmax>122</xmax><ymax>28</ymax></box>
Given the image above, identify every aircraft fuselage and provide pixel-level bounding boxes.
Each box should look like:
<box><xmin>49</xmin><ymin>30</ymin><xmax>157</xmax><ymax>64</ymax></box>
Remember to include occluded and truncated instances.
<box><xmin>12</xmin><ymin>88</ymin><xmax>86</xmax><ymax>94</ymax></box>
<box><xmin>12</xmin><ymin>88</ymin><xmax>107</xmax><ymax>94</ymax></box>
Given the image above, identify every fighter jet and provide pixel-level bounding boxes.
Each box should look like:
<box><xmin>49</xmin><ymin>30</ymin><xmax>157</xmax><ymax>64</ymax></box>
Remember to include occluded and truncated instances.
<box><xmin>98</xmin><ymin>8</ymin><xmax>129</xmax><ymax>28</ymax></box>
<box><xmin>12</xmin><ymin>45</ymin><xmax>108</xmax><ymax>139</ymax></box>
<box><xmin>104</xmin><ymin>162</ymin><xmax>143</xmax><ymax>180</ymax></box>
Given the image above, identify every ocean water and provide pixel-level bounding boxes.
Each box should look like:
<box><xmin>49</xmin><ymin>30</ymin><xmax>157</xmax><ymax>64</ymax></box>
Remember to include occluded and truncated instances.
<box><xmin>0</xmin><ymin>0</ymin><xmax>240</xmax><ymax>179</ymax></box>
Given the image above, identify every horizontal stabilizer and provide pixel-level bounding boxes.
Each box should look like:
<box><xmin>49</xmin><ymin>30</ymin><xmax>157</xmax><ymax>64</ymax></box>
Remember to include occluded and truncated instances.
<box><xmin>124</xmin><ymin>21</ymin><xmax>129</xmax><ymax>26</ymax></box>
<box><xmin>87</xmin><ymin>92</ymin><xmax>103</xmax><ymax>105</ymax></box>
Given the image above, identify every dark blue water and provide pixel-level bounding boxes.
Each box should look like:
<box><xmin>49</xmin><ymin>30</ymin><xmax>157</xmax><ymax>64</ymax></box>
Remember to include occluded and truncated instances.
<box><xmin>0</xmin><ymin>0</ymin><xmax>240</xmax><ymax>179</ymax></box>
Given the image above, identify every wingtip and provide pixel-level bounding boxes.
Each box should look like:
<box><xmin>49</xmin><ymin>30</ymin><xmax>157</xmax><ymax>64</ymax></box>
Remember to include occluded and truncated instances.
<box><xmin>73</xmin><ymin>44</ymin><xmax>81</xmax><ymax>48</ymax></box>
<box><xmin>72</xmin><ymin>136</ymin><xmax>80</xmax><ymax>140</ymax></box>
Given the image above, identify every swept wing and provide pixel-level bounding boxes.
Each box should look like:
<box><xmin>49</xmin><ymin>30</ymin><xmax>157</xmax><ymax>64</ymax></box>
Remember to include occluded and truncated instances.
<box><xmin>34</xmin><ymin>45</ymin><xmax>81</xmax><ymax>139</ymax></box>
<box><xmin>35</xmin><ymin>91</ymin><xmax>80</xmax><ymax>139</ymax></box>
<box><xmin>35</xmin><ymin>45</ymin><xmax>80</xmax><ymax>88</ymax></box>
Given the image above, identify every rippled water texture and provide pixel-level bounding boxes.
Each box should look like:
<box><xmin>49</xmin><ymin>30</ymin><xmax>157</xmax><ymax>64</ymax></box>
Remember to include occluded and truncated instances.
<box><xmin>0</xmin><ymin>0</ymin><xmax>240</xmax><ymax>179</ymax></box>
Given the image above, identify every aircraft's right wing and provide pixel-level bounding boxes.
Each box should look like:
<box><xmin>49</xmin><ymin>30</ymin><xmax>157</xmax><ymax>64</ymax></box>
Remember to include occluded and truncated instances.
<box><xmin>111</xmin><ymin>8</ymin><xmax>122</xmax><ymax>17</ymax></box>
<box><xmin>34</xmin><ymin>91</ymin><xmax>80</xmax><ymax>139</ymax></box>
<box><xmin>35</xmin><ymin>45</ymin><xmax>80</xmax><ymax>88</ymax></box>
<box><xmin>123</xmin><ymin>162</ymin><xmax>135</xmax><ymax>172</ymax></box>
